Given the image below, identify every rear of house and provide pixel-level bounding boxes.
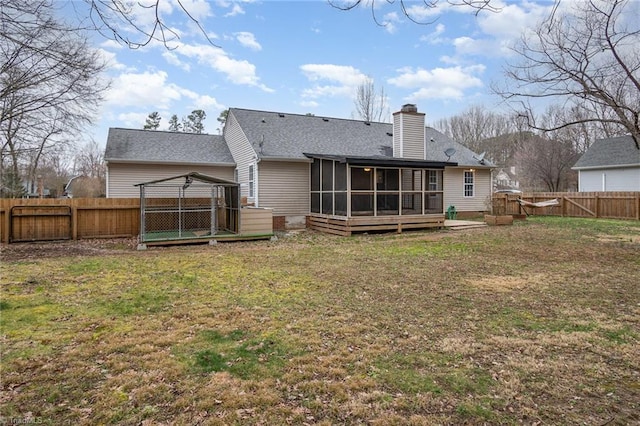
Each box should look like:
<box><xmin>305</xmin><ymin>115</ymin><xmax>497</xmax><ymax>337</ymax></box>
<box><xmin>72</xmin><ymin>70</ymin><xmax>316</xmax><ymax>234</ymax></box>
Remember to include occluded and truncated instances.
<box><xmin>105</xmin><ymin>105</ymin><xmax>494</xmax><ymax>234</ymax></box>
<box><xmin>226</xmin><ymin>104</ymin><xmax>493</xmax><ymax>232</ymax></box>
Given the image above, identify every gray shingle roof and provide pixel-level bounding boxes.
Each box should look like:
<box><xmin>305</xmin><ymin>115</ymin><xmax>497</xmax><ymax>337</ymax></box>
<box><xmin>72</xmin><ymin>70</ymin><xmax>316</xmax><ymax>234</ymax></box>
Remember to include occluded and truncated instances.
<box><xmin>573</xmin><ymin>135</ymin><xmax>640</xmax><ymax>169</ymax></box>
<box><xmin>105</xmin><ymin>128</ymin><xmax>235</xmax><ymax>165</ymax></box>
<box><xmin>229</xmin><ymin>108</ymin><xmax>493</xmax><ymax>168</ymax></box>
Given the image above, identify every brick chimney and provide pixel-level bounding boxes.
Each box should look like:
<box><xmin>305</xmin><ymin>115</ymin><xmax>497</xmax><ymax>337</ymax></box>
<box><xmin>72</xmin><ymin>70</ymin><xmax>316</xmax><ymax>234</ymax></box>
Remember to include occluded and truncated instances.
<box><xmin>392</xmin><ymin>104</ymin><xmax>425</xmax><ymax>159</ymax></box>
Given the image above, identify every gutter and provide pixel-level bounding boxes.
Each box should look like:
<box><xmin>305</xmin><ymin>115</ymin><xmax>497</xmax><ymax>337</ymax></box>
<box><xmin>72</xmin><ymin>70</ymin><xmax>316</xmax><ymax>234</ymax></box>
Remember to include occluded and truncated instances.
<box><xmin>572</xmin><ymin>163</ymin><xmax>640</xmax><ymax>171</ymax></box>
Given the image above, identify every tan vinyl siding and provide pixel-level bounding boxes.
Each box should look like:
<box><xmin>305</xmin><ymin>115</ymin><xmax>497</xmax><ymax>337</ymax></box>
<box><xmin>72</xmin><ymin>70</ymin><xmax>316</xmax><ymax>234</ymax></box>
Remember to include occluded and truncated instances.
<box><xmin>392</xmin><ymin>112</ymin><xmax>425</xmax><ymax>160</ymax></box>
<box><xmin>443</xmin><ymin>168</ymin><xmax>492</xmax><ymax>212</ymax></box>
<box><xmin>257</xmin><ymin>160</ymin><xmax>310</xmax><ymax>216</ymax></box>
<box><xmin>225</xmin><ymin>111</ymin><xmax>259</xmax><ymax>200</ymax></box>
<box><xmin>107</xmin><ymin>163</ymin><xmax>234</xmax><ymax>198</ymax></box>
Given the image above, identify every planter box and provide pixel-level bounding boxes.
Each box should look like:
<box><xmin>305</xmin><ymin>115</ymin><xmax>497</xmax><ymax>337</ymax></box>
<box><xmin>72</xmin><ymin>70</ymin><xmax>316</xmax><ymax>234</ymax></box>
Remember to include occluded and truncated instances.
<box><xmin>485</xmin><ymin>214</ymin><xmax>514</xmax><ymax>226</ymax></box>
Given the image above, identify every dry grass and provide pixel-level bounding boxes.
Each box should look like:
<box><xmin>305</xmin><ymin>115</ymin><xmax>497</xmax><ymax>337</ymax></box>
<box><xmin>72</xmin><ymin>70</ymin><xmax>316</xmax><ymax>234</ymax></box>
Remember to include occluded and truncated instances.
<box><xmin>1</xmin><ymin>217</ymin><xmax>639</xmax><ymax>425</ymax></box>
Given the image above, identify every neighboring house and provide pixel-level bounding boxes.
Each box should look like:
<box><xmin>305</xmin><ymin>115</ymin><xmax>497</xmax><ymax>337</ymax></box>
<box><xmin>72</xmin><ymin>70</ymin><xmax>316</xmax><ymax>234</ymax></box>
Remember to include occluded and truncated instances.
<box><xmin>494</xmin><ymin>167</ymin><xmax>520</xmax><ymax>192</ymax></box>
<box><xmin>572</xmin><ymin>135</ymin><xmax>640</xmax><ymax>191</ymax></box>
<box><xmin>105</xmin><ymin>104</ymin><xmax>495</xmax><ymax>231</ymax></box>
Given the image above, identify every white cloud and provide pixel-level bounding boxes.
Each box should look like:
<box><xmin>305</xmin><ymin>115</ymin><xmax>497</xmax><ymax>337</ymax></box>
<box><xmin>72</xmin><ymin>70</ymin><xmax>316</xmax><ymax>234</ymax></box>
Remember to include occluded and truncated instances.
<box><xmin>382</xmin><ymin>12</ymin><xmax>400</xmax><ymax>34</ymax></box>
<box><xmin>420</xmin><ymin>23</ymin><xmax>446</xmax><ymax>45</ymax></box>
<box><xmin>235</xmin><ymin>32</ymin><xmax>262</xmax><ymax>51</ymax></box>
<box><xmin>388</xmin><ymin>65</ymin><xmax>485</xmax><ymax>100</ymax></box>
<box><xmin>450</xmin><ymin>2</ymin><xmax>553</xmax><ymax>58</ymax></box>
<box><xmin>224</xmin><ymin>4</ymin><xmax>245</xmax><ymax>17</ymax></box>
<box><xmin>117</xmin><ymin>112</ymin><xmax>151</xmax><ymax>128</ymax></box>
<box><xmin>190</xmin><ymin>95</ymin><xmax>224</xmax><ymax>111</ymax></box>
<box><xmin>98</xmin><ymin>48</ymin><xmax>129</xmax><ymax>71</ymax></box>
<box><xmin>100</xmin><ymin>40</ymin><xmax>124</xmax><ymax>50</ymax></box>
<box><xmin>300</xmin><ymin>64</ymin><xmax>368</xmax><ymax>99</ymax></box>
<box><xmin>170</xmin><ymin>43</ymin><xmax>273</xmax><ymax>91</ymax></box>
<box><xmin>163</xmin><ymin>51</ymin><xmax>191</xmax><ymax>71</ymax></box>
<box><xmin>105</xmin><ymin>70</ymin><xmax>191</xmax><ymax>109</ymax></box>
<box><xmin>172</xmin><ymin>0</ymin><xmax>212</xmax><ymax>21</ymax></box>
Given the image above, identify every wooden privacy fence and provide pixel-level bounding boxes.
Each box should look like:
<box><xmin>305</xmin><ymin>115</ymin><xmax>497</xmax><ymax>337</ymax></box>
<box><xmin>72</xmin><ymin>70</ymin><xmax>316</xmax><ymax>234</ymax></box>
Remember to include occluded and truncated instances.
<box><xmin>0</xmin><ymin>198</ymin><xmax>140</xmax><ymax>244</ymax></box>
<box><xmin>492</xmin><ymin>192</ymin><xmax>640</xmax><ymax>221</ymax></box>
<box><xmin>0</xmin><ymin>198</ymin><xmax>274</xmax><ymax>244</ymax></box>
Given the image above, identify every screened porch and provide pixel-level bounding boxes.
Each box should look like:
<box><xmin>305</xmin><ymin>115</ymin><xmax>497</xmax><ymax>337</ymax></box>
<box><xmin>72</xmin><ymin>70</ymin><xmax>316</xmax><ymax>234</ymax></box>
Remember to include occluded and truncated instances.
<box><xmin>306</xmin><ymin>155</ymin><xmax>456</xmax><ymax>235</ymax></box>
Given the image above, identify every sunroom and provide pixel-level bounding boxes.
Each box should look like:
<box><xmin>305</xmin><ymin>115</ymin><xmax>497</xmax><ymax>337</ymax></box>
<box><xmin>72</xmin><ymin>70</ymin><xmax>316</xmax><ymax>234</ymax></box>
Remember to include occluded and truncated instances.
<box><xmin>306</xmin><ymin>154</ymin><xmax>456</xmax><ymax>235</ymax></box>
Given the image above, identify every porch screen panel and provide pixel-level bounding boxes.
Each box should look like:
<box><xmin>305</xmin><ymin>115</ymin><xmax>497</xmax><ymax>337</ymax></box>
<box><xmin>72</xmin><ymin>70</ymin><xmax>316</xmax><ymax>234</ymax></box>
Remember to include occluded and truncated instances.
<box><xmin>351</xmin><ymin>194</ymin><xmax>374</xmax><ymax>216</ymax></box>
<box><xmin>377</xmin><ymin>194</ymin><xmax>399</xmax><ymax>215</ymax></box>
<box><xmin>311</xmin><ymin>192</ymin><xmax>320</xmax><ymax>213</ymax></box>
<box><xmin>335</xmin><ymin>192</ymin><xmax>347</xmax><ymax>216</ymax></box>
<box><xmin>311</xmin><ymin>159</ymin><xmax>320</xmax><ymax>191</ymax></box>
<box><xmin>402</xmin><ymin>193</ymin><xmax>422</xmax><ymax>214</ymax></box>
<box><xmin>335</xmin><ymin>162</ymin><xmax>347</xmax><ymax>191</ymax></box>
<box><xmin>322</xmin><ymin>160</ymin><xmax>333</xmax><ymax>191</ymax></box>
<box><xmin>376</xmin><ymin>169</ymin><xmax>399</xmax><ymax>191</ymax></box>
<box><xmin>351</xmin><ymin>167</ymin><xmax>373</xmax><ymax>190</ymax></box>
<box><xmin>425</xmin><ymin>193</ymin><xmax>443</xmax><ymax>213</ymax></box>
<box><xmin>322</xmin><ymin>193</ymin><xmax>333</xmax><ymax>214</ymax></box>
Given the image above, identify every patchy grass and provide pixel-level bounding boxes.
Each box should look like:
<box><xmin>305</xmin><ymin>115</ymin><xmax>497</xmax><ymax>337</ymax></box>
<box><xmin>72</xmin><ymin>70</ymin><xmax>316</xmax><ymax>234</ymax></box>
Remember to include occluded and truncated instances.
<box><xmin>1</xmin><ymin>217</ymin><xmax>639</xmax><ymax>425</ymax></box>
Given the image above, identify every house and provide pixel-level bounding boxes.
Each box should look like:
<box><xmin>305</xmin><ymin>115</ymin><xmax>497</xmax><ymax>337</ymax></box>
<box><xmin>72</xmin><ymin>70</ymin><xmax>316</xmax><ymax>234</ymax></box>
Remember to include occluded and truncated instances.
<box><xmin>105</xmin><ymin>104</ymin><xmax>495</xmax><ymax>233</ymax></box>
<box><xmin>494</xmin><ymin>167</ymin><xmax>520</xmax><ymax>192</ymax></box>
<box><xmin>572</xmin><ymin>135</ymin><xmax>640</xmax><ymax>191</ymax></box>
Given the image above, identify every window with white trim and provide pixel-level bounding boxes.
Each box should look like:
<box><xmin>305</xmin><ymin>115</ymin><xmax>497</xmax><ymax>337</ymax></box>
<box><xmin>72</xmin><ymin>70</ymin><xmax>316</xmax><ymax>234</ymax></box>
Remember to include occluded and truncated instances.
<box><xmin>463</xmin><ymin>170</ymin><xmax>474</xmax><ymax>197</ymax></box>
<box><xmin>248</xmin><ymin>164</ymin><xmax>255</xmax><ymax>198</ymax></box>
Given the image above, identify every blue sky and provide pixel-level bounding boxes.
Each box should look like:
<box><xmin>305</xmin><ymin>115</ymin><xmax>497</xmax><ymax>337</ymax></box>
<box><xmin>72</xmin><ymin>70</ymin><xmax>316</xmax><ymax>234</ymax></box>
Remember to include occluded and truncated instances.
<box><xmin>74</xmin><ymin>0</ymin><xmax>555</xmax><ymax>145</ymax></box>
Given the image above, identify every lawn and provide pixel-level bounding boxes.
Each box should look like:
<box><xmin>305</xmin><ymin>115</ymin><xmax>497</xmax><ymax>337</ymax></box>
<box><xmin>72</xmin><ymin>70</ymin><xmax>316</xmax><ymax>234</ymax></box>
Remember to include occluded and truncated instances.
<box><xmin>1</xmin><ymin>217</ymin><xmax>639</xmax><ymax>425</ymax></box>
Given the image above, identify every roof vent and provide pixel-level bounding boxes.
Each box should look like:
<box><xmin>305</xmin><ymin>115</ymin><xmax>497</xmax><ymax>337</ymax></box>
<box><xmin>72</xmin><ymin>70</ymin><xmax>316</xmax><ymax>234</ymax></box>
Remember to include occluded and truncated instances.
<box><xmin>322</xmin><ymin>118</ymin><xmax>329</xmax><ymax>122</ymax></box>
<box><xmin>261</xmin><ymin>118</ymin><xmax>266</xmax><ymax>123</ymax></box>
<box><xmin>386</xmin><ymin>132</ymin><xmax>393</xmax><ymax>136</ymax></box>
<box><xmin>278</xmin><ymin>113</ymin><xmax>285</xmax><ymax>118</ymax></box>
<box><xmin>364</xmin><ymin>121</ymin><xmax>371</xmax><ymax>126</ymax></box>
<box><xmin>401</xmin><ymin>104</ymin><xmax>418</xmax><ymax>113</ymax></box>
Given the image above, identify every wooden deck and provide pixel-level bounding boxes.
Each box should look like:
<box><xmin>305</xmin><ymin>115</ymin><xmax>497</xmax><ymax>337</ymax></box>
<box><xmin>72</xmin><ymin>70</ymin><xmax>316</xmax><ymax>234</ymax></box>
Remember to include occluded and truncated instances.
<box><xmin>307</xmin><ymin>213</ymin><xmax>446</xmax><ymax>236</ymax></box>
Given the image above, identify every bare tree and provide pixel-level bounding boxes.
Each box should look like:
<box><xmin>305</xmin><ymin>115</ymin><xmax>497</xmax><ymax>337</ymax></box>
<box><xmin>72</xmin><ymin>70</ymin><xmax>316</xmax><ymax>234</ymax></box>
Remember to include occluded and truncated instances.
<box><xmin>353</xmin><ymin>77</ymin><xmax>389</xmax><ymax>123</ymax></box>
<box><xmin>496</xmin><ymin>0</ymin><xmax>640</xmax><ymax>149</ymax></box>
<box><xmin>71</xmin><ymin>140</ymin><xmax>106</xmax><ymax>197</ymax></box>
<box><xmin>79</xmin><ymin>0</ymin><xmax>216</xmax><ymax>49</ymax></box>
<box><xmin>515</xmin><ymin>134</ymin><xmax>579</xmax><ymax>192</ymax></box>
<box><xmin>329</xmin><ymin>0</ymin><xmax>502</xmax><ymax>26</ymax></box>
<box><xmin>514</xmin><ymin>105</ymin><xmax>582</xmax><ymax>192</ymax></box>
<box><xmin>433</xmin><ymin>104</ymin><xmax>518</xmax><ymax>163</ymax></box>
<box><xmin>0</xmin><ymin>0</ymin><xmax>108</xmax><ymax>197</ymax></box>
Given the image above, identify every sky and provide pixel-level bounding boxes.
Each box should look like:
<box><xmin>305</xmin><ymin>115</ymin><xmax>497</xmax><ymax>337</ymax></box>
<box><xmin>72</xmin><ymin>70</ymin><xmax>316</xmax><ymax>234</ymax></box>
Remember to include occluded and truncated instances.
<box><xmin>67</xmin><ymin>0</ymin><xmax>557</xmax><ymax>146</ymax></box>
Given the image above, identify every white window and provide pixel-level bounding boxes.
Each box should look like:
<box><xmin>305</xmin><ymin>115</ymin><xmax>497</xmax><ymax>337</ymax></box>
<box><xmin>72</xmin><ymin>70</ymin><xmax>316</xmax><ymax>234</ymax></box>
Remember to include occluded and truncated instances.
<box><xmin>428</xmin><ymin>170</ymin><xmax>438</xmax><ymax>191</ymax></box>
<box><xmin>248</xmin><ymin>164</ymin><xmax>255</xmax><ymax>198</ymax></box>
<box><xmin>464</xmin><ymin>170</ymin><xmax>474</xmax><ymax>197</ymax></box>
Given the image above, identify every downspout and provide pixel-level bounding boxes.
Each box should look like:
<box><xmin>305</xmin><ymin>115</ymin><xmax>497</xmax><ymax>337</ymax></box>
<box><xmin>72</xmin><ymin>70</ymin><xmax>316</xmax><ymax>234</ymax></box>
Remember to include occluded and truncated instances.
<box><xmin>254</xmin><ymin>157</ymin><xmax>261</xmax><ymax>207</ymax></box>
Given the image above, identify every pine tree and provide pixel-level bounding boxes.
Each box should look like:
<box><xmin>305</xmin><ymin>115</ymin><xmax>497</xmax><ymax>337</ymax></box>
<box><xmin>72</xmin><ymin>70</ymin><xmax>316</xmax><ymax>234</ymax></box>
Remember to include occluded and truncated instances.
<box><xmin>143</xmin><ymin>112</ymin><xmax>161</xmax><ymax>130</ymax></box>
<box><xmin>183</xmin><ymin>110</ymin><xmax>206</xmax><ymax>134</ymax></box>
<box><xmin>167</xmin><ymin>114</ymin><xmax>182</xmax><ymax>132</ymax></box>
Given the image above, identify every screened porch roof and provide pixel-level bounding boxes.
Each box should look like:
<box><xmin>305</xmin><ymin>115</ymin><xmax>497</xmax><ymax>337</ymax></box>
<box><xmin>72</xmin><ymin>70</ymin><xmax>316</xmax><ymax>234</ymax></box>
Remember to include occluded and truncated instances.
<box><xmin>304</xmin><ymin>153</ymin><xmax>457</xmax><ymax>169</ymax></box>
<box><xmin>134</xmin><ymin>172</ymin><xmax>239</xmax><ymax>187</ymax></box>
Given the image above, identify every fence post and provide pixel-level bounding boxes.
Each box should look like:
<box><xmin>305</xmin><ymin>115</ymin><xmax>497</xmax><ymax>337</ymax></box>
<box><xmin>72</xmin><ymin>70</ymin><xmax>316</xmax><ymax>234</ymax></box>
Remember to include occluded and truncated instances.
<box><xmin>2</xmin><ymin>204</ymin><xmax>9</xmax><ymax>244</ymax></box>
<box><xmin>595</xmin><ymin>194</ymin><xmax>599</xmax><ymax>218</ymax></box>
<box><xmin>562</xmin><ymin>196</ymin><xmax>566</xmax><ymax>217</ymax></box>
<box><xmin>71</xmin><ymin>204</ymin><xmax>78</xmax><ymax>240</ymax></box>
<box><xmin>636</xmin><ymin>193</ymin><xmax>640</xmax><ymax>221</ymax></box>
